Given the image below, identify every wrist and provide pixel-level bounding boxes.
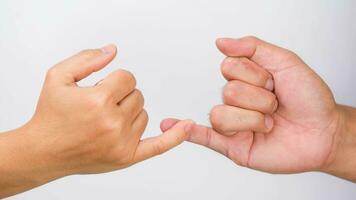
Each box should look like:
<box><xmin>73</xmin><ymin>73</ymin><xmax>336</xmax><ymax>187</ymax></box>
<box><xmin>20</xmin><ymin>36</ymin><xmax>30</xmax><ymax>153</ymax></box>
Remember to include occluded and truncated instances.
<box><xmin>0</xmin><ymin>123</ymin><xmax>67</xmax><ymax>197</ymax></box>
<box><xmin>321</xmin><ymin>105</ymin><xmax>356</xmax><ymax>182</ymax></box>
<box><xmin>20</xmin><ymin>121</ymin><xmax>70</xmax><ymax>180</ymax></box>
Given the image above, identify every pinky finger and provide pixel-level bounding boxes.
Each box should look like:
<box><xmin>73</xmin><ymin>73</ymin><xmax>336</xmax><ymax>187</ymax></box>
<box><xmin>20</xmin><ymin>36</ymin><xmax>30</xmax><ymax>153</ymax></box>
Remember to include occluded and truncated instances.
<box><xmin>132</xmin><ymin>119</ymin><xmax>194</xmax><ymax>163</ymax></box>
<box><xmin>185</xmin><ymin>123</ymin><xmax>230</xmax><ymax>157</ymax></box>
<box><xmin>160</xmin><ymin>118</ymin><xmax>231</xmax><ymax>157</ymax></box>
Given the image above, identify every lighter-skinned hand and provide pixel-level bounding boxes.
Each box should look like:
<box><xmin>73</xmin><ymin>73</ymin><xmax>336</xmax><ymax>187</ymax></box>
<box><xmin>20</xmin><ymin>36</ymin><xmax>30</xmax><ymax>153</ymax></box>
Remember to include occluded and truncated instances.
<box><xmin>161</xmin><ymin>36</ymin><xmax>345</xmax><ymax>175</ymax></box>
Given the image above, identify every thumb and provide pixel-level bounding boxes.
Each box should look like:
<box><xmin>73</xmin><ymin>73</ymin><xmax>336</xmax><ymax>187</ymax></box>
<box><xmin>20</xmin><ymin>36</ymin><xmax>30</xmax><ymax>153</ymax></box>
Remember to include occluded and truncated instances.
<box><xmin>132</xmin><ymin>119</ymin><xmax>194</xmax><ymax>163</ymax></box>
<box><xmin>216</xmin><ymin>36</ymin><xmax>302</xmax><ymax>72</ymax></box>
<box><xmin>47</xmin><ymin>44</ymin><xmax>117</xmax><ymax>85</ymax></box>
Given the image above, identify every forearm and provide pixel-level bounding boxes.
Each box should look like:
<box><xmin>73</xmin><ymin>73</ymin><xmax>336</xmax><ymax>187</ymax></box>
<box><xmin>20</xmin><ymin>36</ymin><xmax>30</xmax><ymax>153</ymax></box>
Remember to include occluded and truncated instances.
<box><xmin>0</xmin><ymin>126</ymin><xmax>63</xmax><ymax>198</ymax></box>
<box><xmin>323</xmin><ymin>105</ymin><xmax>356</xmax><ymax>182</ymax></box>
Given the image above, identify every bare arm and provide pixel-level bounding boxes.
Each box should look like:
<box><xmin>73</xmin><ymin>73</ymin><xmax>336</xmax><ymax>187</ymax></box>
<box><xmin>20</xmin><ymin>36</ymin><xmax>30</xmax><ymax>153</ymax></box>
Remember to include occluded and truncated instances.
<box><xmin>0</xmin><ymin>127</ymin><xmax>64</xmax><ymax>197</ymax></box>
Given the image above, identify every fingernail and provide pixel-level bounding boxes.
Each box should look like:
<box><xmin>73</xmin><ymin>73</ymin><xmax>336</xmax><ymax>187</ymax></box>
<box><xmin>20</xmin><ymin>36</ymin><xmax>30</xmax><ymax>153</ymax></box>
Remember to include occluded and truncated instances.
<box><xmin>265</xmin><ymin>115</ymin><xmax>274</xmax><ymax>131</ymax></box>
<box><xmin>217</xmin><ymin>37</ymin><xmax>233</xmax><ymax>41</ymax></box>
<box><xmin>265</xmin><ymin>78</ymin><xmax>274</xmax><ymax>91</ymax></box>
<box><xmin>216</xmin><ymin>38</ymin><xmax>234</xmax><ymax>45</ymax></box>
<box><xmin>101</xmin><ymin>44</ymin><xmax>116</xmax><ymax>54</ymax></box>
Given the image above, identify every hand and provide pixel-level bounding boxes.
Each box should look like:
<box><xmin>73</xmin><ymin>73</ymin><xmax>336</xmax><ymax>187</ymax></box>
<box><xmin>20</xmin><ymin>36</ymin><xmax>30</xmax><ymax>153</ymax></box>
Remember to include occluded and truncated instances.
<box><xmin>161</xmin><ymin>36</ymin><xmax>345</xmax><ymax>175</ymax></box>
<box><xmin>0</xmin><ymin>45</ymin><xmax>193</xmax><ymax>198</ymax></box>
<box><xmin>28</xmin><ymin>45</ymin><xmax>193</xmax><ymax>174</ymax></box>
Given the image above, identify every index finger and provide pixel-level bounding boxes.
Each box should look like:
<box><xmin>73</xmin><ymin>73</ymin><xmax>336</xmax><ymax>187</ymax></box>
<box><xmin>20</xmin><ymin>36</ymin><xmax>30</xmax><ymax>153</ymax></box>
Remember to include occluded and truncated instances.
<box><xmin>216</xmin><ymin>36</ymin><xmax>299</xmax><ymax>72</ymax></box>
<box><xmin>221</xmin><ymin>57</ymin><xmax>273</xmax><ymax>90</ymax></box>
<box><xmin>97</xmin><ymin>69</ymin><xmax>136</xmax><ymax>102</ymax></box>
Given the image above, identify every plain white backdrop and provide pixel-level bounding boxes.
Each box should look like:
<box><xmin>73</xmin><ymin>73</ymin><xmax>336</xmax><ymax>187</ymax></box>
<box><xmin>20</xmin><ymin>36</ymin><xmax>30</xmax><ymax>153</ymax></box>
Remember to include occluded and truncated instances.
<box><xmin>1</xmin><ymin>0</ymin><xmax>355</xmax><ymax>199</ymax></box>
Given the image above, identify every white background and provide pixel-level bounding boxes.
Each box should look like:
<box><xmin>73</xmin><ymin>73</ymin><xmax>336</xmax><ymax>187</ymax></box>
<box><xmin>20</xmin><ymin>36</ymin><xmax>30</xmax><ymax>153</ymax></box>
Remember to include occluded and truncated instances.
<box><xmin>1</xmin><ymin>0</ymin><xmax>355</xmax><ymax>199</ymax></box>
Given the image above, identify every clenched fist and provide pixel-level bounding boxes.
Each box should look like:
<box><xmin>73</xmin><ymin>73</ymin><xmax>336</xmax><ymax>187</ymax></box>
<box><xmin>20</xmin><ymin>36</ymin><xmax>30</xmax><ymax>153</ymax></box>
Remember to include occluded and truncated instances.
<box><xmin>161</xmin><ymin>36</ymin><xmax>356</xmax><ymax>181</ymax></box>
<box><xmin>0</xmin><ymin>45</ymin><xmax>193</xmax><ymax>198</ymax></box>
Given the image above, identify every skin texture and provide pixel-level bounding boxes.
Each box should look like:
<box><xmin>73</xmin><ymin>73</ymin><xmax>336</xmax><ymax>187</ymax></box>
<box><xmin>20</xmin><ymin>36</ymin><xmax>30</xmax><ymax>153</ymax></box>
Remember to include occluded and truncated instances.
<box><xmin>161</xmin><ymin>36</ymin><xmax>356</xmax><ymax>181</ymax></box>
<box><xmin>0</xmin><ymin>45</ymin><xmax>193</xmax><ymax>198</ymax></box>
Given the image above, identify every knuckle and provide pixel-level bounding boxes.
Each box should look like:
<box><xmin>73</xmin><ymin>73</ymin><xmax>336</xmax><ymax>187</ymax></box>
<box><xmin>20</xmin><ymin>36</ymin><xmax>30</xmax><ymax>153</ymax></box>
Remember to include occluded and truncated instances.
<box><xmin>210</xmin><ymin>105</ymin><xmax>225</xmax><ymax>130</ymax></box>
<box><xmin>98</xmin><ymin>115</ymin><xmax>120</xmax><ymax>132</ymax></box>
<box><xmin>153</xmin><ymin>139</ymin><xmax>166</xmax><ymax>156</ymax></box>
<box><xmin>87</xmin><ymin>90</ymin><xmax>109</xmax><ymax>108</ymax></box>
<box><xmin>118</xmin><ymin>69</ymin><xmax>136</xmax><ymax>88</ymax></box>
<box><xmin>256</xmin><ymin>72</ymin><xmax>269</xmax><ymax>86</ymax></box>
<box><xmin>46</xmin><ymin>66</ymin><xmax>60</xmax><ymax>81</ymax></box>
<box><xmin>266</xmin><ymin>95</ymin><xmax>277</xmax><ymax>113</ymax></box>
<box><xmin>220</xmin><ymin>65</ymin><xmax>230</xmax><ymax>78</ymax></box>
<box><xmin>282</xmin><ymin>49</ymin><xmax>302</xmax><ymax>63</ymax></box>
<box><xmin>244</xmin><ymin>35</ymin><xmax>259</xmax><ymax>43</ymax></box>
<box><xmin>141</xmin><ymin>109</ymin><xmax>149</xmax><ymax>123</ymax></box>
<box><xmin>223</xmin><ymin>82</ymin><xmax>237</xmax><ymax>104</ymax></box>
<box><xmin>285</xmin><ymin>49</ymin><xmax>298</xmax><ymax>58</ymax></box>
<box><xmin>237</xmin><ymin>58</ymin><xmax>252</xmax><ymax>72</ymax></box>
<box><xmin>135</xmin><ymin>89</ymin><xmax>145</xmax><ymax>106</ymax></box>
<box><xmin>250</xmin><ymin>112</ymin><xmax>265</xmax><ymax>128</ymax></box>
<box><xmin>239</xmin><ymin>57</ymin><xmax>250</xmax><ymax>67</ymax></box>
<box><xmin>221</xmin><ymin>57</ymin><xmax>235</xmax><ymax>76</ymax></box>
